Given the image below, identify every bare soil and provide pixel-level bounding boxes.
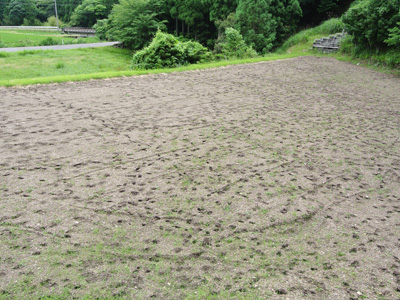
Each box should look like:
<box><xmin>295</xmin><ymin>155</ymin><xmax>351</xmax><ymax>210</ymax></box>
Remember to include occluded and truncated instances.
<box><xmin>1</xmin><ymin>56</ymin><xmax>400</xmax><ymax>300</ymax></box>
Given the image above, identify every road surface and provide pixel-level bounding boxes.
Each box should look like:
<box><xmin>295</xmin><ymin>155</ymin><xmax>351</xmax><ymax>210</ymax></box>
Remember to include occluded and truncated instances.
<box><xmin>0</xmin><ymin>41</ymin><xmax>121</xmax><ymax>52</ymax></box>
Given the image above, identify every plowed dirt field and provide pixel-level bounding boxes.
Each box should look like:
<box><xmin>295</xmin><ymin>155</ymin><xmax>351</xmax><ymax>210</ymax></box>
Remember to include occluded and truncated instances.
<box><xmin>1</xmin><ymin>56</ymin><xmax>400</xmax><ymax>299</ymax></box>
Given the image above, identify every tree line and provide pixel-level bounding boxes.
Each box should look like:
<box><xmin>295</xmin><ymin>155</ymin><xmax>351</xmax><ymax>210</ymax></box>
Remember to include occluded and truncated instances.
<box><xmin>1</xmin><ymin>0</ymin><xmax>398</xmax><ymax>57</ymax></box>
<box><xmin>0</xmin><ymin>0</ymin><xmax>353</xmax><ymax>50</ymax></box>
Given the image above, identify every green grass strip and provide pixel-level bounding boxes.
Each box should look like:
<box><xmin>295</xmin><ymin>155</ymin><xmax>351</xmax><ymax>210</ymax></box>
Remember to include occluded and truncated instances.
<box><xmin>0</xmin><ymin>52</ymin><xmax>310</xmax><ymax>87</ymax></box>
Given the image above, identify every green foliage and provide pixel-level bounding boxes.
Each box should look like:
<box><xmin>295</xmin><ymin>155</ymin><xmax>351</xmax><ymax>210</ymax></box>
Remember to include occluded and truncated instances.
<box><xmin>342</xmin><ymin>0</ymin><xmax>400</xmax><ymax>50</ymax></box>
<box><xmin>106</xmin><ymin>0</ymin><xmax>166</xmax><ymax>50</ymax></box>
<box><xmin>217</xmin><ymin>27</ymin><xmax>258</xmax><ymax>58</ymax></box>
<box><xmin>22</xmin><ymin>17</ymin><xmax>42</xmax><ymax>26</ymax></box>
<box><xmin>278</xmin><ymin>17</ymin><xmax>345</xmax><ymax>52</ymax></box>
<box><xmin>0</xmin><ymin>47</ymin><xmax>132</xmax><ymax>83</ymax></box>
<box><xmin>340</xmin><ymin>34</ymin><xmax>400</xmax><ymax>68</ymax></box>
<box><xmin>70</xmin><ymin>0</ymin><xmax>116</xmax><ymax>27</ymax></box>
<box><xmin>208</xmin><ymin>0</ymin><xmax>238</xmax><ymax>22</ymax></box>
<box><xmin>385</xmin><ymin>22</ymin><xmax>400</xmax><ymax>48</ymax></box>
<box><xmin>93</xmin><ymin>19</ymin><xmax>109</xmax><ymax>40</ymax></box>
<box><xmin>235</xmin><ymin>0</ymin><xmax>302</xmax><ymax>53</ymax></box>
<box><xmin>313</xmin><ymin>16</ymin><xmax>345</xmax><ymax>34</ymax></box>
<box><xmin>214</xmin><ymin>12</ymin><xmax>236</xmax><ymax>40</ymax></box>
<box><xmin>38</xmin><ymin>37</ymin><xmax>60</xmax><ymax>46</ymax></box>
<box><xmin>0</xmin><ymin>30</ymin><xmax>100</xmax><ymax>47</ymax></box>
<box><xmin>169</xmin><ymin>0</ymin><xmax>215</xmax><ymax>43</ymax></box>
<box><xmin>3</xmin><ymin>0</ymin><xmax>38</xmax><ymax>25</ymax></box>
<box><xmin>181</xmin><ymin>39</ymin><xmax>212</xmax><ymax>63</ymax></box>
<box><xmin>57</xmin><ymin>0</ymin><xmax>82</xmax><ymax>23</ymax></box>
<box><xmin>298</xmin><ymin>0</ymin><xmax>353</xmax><ymax>26</ymax></box>
<box><xmin>44</xmin><ymin>16</ymin><xmax>64</xmax><ymax>27</ymax></box>
<box><xmin>132</xmin><ymin>30</ymin><xmax>211</xmax><ymax>69</ymax></box>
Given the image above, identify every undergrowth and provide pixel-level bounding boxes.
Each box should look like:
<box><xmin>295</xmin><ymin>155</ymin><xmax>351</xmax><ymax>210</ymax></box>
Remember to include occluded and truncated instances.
<box><xmin>278</xmin><ymin>18</ymin><xmax>345</xmax><ymax>53</ymax></box>
<box><xmin>339</xmin><ymin>35</ymin><xmax>400</xmax><ymax>70</ymax></box>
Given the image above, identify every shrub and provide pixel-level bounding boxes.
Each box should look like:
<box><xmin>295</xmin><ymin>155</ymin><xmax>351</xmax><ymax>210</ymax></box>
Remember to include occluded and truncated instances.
<box><xmin>132</xmin><ymin>31</ymin><xmax>211</xmax><ymax>70</ymax></box>
<box><xmin>339</xmin><ymin>35</ymin><xmax>400</xmax><ymax>68</ymax></box>
<box><xmin>39</xmin><ymin>37</ymin><xmax>60</xmax><ymax>46</ymax></box>
<box><xmin>94</xmin><ymin>19</ymin><xmax>109</xmax><ymax>40</ymax></box>
<box><xmin>44</xmin><ymin>16</ymin><xmax>64</xmax><ymax>27</ymax></box>
<box><xmin>55</xmin><ymin>62</ymin><xmax>65</xmax><ymax>69</ymax></box>
<box><xmin>235</xmin><ymin>0</ymin><xmax>302</xmax><ymax>53</ymax></box>
<box><xmin>385</xmin><ymin>22</ymin><xmax>400</xmax><ymax>48</ymax></box>
<box><xmin>217</xmin><ymin>27</ymin><xmax>257</xmax><ymax>59</ymax></box>
<box><xmin>181</xmin><ymin>40</ymin><xmax>212</xmax><ymax>64</ymax></box>
<box><xmin>342</xmin><ymin>0</ymin><xmax>400</xmax><ymax>50</ymax></box>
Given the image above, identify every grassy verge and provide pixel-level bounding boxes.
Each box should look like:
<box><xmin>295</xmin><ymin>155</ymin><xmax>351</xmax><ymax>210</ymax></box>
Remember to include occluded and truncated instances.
<box><xmin>0</xmin><ymin>47</ymin><xmax>133</xmax><ymax>85</ymax></box>
<box><xmin>334</xmin><ymin>35</ymin><xmax>400</xmax><ymax>74</ymax></box>
<box><xmin>0</xmin><ymin>30</ymin><xmax>100</xmax><ymax>47</ymax></box>
<box><xmin>0</xmin><ymin>51</ymin><xmax>311</xmax><ymax>87</ymax></box>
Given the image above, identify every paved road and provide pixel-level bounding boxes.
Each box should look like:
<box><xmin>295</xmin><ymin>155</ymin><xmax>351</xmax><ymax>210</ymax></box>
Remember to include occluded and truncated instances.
<box><xmin>0</xmin><ymin>41</ymin><xmax>121</xmax><ymax>52</ymax></box>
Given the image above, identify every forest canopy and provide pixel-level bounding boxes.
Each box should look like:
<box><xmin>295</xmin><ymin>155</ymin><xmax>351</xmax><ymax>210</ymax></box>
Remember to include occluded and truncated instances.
<box><xmin>0</xmin><ymin>0</ymin><xmax>355</xmax><ymax>51</ymax></box>
<box><xmin>1</xmin><ymin>0</ymin><xmax>398</xmax><ymax>56</ymax></box>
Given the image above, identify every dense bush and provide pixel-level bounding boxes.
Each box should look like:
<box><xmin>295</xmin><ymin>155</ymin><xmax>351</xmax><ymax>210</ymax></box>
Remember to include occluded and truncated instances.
<box><xmin>385</xmin><ymin>22</ymin><xmax>400</xmax><ymax>48</ymax></box>
<box><xmin>132</xmin><ymin>31</ymin><xmax>211</xmax><ymax>69</ymax></box>
<box><xmin>106</xmin><ymin>0</ymin><xmax>166</xmax><ymax>50</ymax></box>
<box><xmin>38</xmin><ymin>37</ymin><xmax>60</xmax><ymax>46</ymax></box>
<box><xmin>44</xmin><ymin>16</ymin><xmax>63</xmax><ymax>27</ymax></box>
<box><xmin>181</xmin><ymin>39</ymin><xmax>212</xmax><ymax>64</ymax></box>
<box><xmin>93</xmin><ymin>19</ymin><xmax>108</xmax><ymax>40</ymax></box>
<box><xmin>235</xmin><ymin>0</ymin><xmax>302</xmax><ymax>53</ymax></box>
<box><xmin>340</xmin><ymin>34</ymin><xmax>400</xmax><ymax>67</ymax></box>
<box><xmin>342</xmin><ymin>0</ymin><xmax>400</xmax><ymax>50</ymax></box>
<box><xmin>217</xmin><ymin>27</ymin><xmax>258</xmax><ymax>59</ymax></box>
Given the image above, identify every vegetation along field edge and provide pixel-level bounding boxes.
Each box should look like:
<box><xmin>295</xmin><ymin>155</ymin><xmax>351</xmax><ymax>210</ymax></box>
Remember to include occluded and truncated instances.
<box><xmin>0</xmin><ymin>52</ymin><xmax>311</xmax><ymax>87</ymax></box>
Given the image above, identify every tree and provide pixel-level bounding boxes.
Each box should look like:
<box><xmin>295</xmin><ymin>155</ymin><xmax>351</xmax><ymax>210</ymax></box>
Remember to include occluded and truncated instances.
<box><xmin>343</xmin><ymin>0</ymin><xmax>400</xmax><ymax>50</ymax></box>
<box><xmin>132</xmin><ymin>30</ymin><xmax>210</xmax><ymax>69</ymax></box>
<box><xmin>4</xmin><ymin>0</ymin><xmax>38</xmax><ymax>25</ymax></box>
<box><xmin>206</xmin><ymin>0</ymin><xmax>238</xmax><ymax>22</ymax></box>
<box><xmin>169</xmin><ymin>0</ymin><xmax>214</xmax><ymax>42</ymax></box>
<box><xmin>70</xmin><ymin>0</ymin><xmax>116</xmax><ymax>27</ymax></box>
<box><xmin>93</xmin><ymin>18</ymin><xmax>109</xmax><ymax>40</ymax></box>
<box><xmin>235</xmin><ymin>0</ymin><xmax>302</xmax><ymax>53</ymax></box>
<box><xmin>36</xmin><ymin>0</ymin><xmax>55</xmax><ymax>23</ymax></box>
<box><xmin>298</xmin><ymin>0</ymin><xmax>353</xmax><ymax>27</ymax></box>
<box><xmin>106</xmin><ymin>0</ymin><xmax>166</xmax><ymax>50</ymax></box>
<box><xmin>386</xmin><ymin>21</ymin><xmax>400</xmax><ymax>48</ymax></box>
<box><xmin>0</xmin><ymin>0</ymin><xmax>11</xmax><ymax>25</ymax></box>
<box><xmin>58</xmin><ymin>0</ymin><xmax>82</xmax><ymax>23</ymax></box>
<box><xmin>218</xmin><ymin>27</ymin><xmax>257</xmax><ymax>58</ymax></box>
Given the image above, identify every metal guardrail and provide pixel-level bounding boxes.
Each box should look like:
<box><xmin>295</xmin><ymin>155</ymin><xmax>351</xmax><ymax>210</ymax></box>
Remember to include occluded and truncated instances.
<box><xmin>62</xmin><ymin>27</ymin><xmax>96</xmax><ymax>34</ymax></box>
<box><xmin>0</xmin><ymin>26</ymin><xmax>61</xmax><ymax>31</ymax></box>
